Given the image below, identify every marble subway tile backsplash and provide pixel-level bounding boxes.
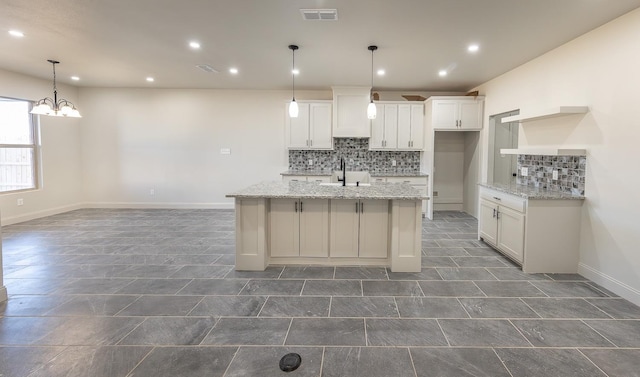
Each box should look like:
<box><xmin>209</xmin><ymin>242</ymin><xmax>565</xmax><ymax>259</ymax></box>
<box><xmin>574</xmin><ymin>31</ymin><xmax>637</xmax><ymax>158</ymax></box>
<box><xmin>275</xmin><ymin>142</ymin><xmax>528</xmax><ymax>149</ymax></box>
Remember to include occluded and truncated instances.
<box><xmin>517</xmin><ymin>155</ymin><xmax>586</xmax><ymax>195</ymax></box>
<box><xmin>289</xmin><ymin>138</ymin><xmax>421</xmax><ymax>173</ymax></box>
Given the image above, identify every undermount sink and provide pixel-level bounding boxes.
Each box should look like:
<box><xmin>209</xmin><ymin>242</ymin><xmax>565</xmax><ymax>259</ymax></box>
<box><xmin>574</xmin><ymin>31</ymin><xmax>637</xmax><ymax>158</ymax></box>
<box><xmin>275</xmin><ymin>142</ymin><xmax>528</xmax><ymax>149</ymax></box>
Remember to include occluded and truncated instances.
<box><xmin>319</xmin><ymin>182</ymin><xmax>372</xmax><ymax>187</ymax></box>
<box><xmin>330</xmin><ymin>170</ymin><xmax>371</xmax><ymax>184</ymax></box>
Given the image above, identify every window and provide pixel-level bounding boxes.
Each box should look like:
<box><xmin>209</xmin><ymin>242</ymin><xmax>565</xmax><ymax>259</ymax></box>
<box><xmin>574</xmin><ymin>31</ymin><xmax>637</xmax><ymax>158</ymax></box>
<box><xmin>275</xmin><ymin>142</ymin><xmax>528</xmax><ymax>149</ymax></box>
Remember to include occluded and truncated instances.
<box><xmin>0</xmin><ymin>98</ymin><xmax>38</xmax><ymax>193</ymax></box>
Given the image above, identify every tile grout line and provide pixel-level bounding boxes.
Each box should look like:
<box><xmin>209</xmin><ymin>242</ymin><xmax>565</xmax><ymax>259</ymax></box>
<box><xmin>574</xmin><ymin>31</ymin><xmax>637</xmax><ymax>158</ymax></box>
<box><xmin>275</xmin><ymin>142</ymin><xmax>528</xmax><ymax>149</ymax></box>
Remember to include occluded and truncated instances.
<box><xmin>506</xmin><ymin>319</ymin><xmax>535</xmax><ymax>348</ymax></box>
<box><xmin>518</xmin><ymin>298</ymin><xmax>543</xmax><ymax>319</ymax></box>
<box><xmin>407</xmin><ymin>347</ymin><xmax>419</xmax><ymax>377</ymax></box>
<box><xmin>576</xmin><ymin>348</ymin><xmax>613</xmax><ymax>377</ymax></box>
<box><xmin>122</xmin><ymin>346</ymin><xmax>156</xmax><ymax>377</ymax></box>
<box><xmin>434</xmin><ymin>319</ymin><xmax>451</xmax><ymax>347</ymax></box>
<box><xmin>220</xmin><ymin>346</ymin><xmax>241</xmax><ymax>377</ymax></box>
<box><xmin>282</xmin><ymin>318</ymin><xmax>294</xmax><ymax>346</ymax></box>
<box><xmin>491</xmin><ymin>347</ymin><xmax>515</xmax><ymax>377</ymax></box>
<box><xmin>580</xmin><ymin>319</ymin><xmax>618</xmax><ymax>348</ymax></box>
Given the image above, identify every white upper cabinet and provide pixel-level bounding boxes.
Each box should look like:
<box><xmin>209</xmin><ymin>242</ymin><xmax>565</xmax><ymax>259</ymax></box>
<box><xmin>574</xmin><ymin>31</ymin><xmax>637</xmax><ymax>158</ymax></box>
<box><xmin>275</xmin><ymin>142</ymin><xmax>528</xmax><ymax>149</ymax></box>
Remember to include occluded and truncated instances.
<box><xmin>370</xmin><ymin>102</ymin><xmax>423</xmax><ymax>150</ymax></box>
<box><xmin>397</xmin><ymin>104</ymin><xmax>424</xmax><ymax>150</ymax></box>
<box><xmin>332</xmin><ymin>87</ymin><xmax>371</xmax><ymax>138</ymax></box>
<box><xmin>286</xmin><ymin>101</ymin><xmax>333</xmax><ymax>149</ymax></box>
<box><xmin>428</xmin><ymin>96</ymin><xmax>484</xmax><ymax>130</ymax></box>
<box><xmin>370</xmin><ymin>104</ymin><xmax>398</xmax><ymax>150</ymax></box>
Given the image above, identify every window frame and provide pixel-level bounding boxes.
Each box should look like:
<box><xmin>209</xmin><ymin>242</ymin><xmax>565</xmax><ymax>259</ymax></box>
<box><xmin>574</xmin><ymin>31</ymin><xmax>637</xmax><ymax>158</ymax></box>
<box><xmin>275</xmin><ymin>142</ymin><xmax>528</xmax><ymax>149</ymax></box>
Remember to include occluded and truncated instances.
<box><xmin>0</xmin><ymin>96</ymin><xmax>40</xmax><ymax>194</ymax></box>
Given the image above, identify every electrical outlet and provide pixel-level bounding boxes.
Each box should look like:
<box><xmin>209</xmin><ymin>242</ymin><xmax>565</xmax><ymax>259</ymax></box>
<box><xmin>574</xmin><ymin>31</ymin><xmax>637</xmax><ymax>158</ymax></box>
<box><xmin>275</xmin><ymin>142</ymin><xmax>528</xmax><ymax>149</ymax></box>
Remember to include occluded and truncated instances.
<box><xmin>521</xmin><ymin>167</ymin><xmax>528</xmax><ymax>177</ymax></box>
<box><xmin>308</xmin><ymin>159</ymin><xmax>313</xmax><ymax>166</ymax></box>
<box><xmin>433</xmin><ymin>191</ymin><xmax>438</xmax><ymax>197</ymax></box>
<box><xmin>391</xmin><ymin>159</ymin><xmax>396</xmax><ymax>166</ymax></box>
<box><xmin>552</xmin><ymin>170</ymin><xmax>559</xmax><ymax>180</ymax></box>
<box><xmin>149</xmin><ymin>189</ymin><xmax>155</xmax><ymax>196</ymax></box>
<box><xmin>17</xmin><ymin>198</ymin><xmax>24</xmax><ymax>206</ymax></box>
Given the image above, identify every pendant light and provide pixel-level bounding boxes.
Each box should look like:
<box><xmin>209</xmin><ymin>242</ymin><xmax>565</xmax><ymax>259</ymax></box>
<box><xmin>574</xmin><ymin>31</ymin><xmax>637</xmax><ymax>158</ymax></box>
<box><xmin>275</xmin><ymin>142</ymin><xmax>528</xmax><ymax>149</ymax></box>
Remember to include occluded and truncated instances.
<box><xmin>288</xmin><ymin>45</ymin><xmax>299</xmax><ymax>118</ymax></box>
<box><xmin>367</xmin><ymin>45</ymin><xmax>378</xmax><ymax>120</ymax></box>
<box><xmin>31</xmin><ymin>59</ymin><xmax>81</xmax><ymax>118</ymax></box>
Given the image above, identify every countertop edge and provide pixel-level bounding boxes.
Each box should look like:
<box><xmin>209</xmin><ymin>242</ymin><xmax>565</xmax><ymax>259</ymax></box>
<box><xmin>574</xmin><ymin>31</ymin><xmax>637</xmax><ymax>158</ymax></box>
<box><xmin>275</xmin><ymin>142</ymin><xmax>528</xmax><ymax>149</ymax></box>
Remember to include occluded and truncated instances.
<box><xmin>281</xmin><ymin>170</ymin><xmax>429</xmax><ymax>177</ymax></box>
<box><xmin>479</xmin><ymin>182</ymin><xmax>585</xmax><ymax>200</ymax></box>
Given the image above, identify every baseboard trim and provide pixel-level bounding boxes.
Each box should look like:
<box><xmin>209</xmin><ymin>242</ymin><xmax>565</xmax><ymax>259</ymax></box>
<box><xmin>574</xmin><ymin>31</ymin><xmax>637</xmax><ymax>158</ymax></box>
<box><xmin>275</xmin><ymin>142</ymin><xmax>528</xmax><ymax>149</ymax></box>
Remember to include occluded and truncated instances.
<box><xmin>83</xmin><ymin>202</ymin><xmax>234</xmax><ymax>210</ymax></box>
<box><xmin>1</xmin><ymin>203</ymin><xmax>84</xmax><ymax>225</ymax></box>
<box><xmin>579</xmin><ymin>262</ymin><xmax>640</xmax><ymax>306</ymax></box>
<box><xmin>1</xmin><ymin>202</ymin><xmax>235</xmax><ymax>225</ymax></box>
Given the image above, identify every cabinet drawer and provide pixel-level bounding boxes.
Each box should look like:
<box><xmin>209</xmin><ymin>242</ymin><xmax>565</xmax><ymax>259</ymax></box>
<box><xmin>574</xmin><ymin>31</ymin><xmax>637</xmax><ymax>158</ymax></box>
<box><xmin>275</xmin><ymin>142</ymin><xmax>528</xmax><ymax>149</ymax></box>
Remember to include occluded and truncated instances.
<box><xmin>371</xmin><ymin>177</ymin><xmax>387</xmax><ymax>183</ymax></box>
<box><xmin>480</xmin><ymin>188</ymin><xmax>526</xmax><ymax>213</ymax></box>
<box><xmin>282</xmin><ymin>175</ymin><xmax>307</xmax><ymax>183</ymax></box>
<box><xmin>307</xmin><ymin>176</ymin><xmax>331</xmax><ymax>183</ymax></box>
<box><xmin>385</xmin><ymin>176</ymin><xmax>428</xmax><ymax>185</ymax></box>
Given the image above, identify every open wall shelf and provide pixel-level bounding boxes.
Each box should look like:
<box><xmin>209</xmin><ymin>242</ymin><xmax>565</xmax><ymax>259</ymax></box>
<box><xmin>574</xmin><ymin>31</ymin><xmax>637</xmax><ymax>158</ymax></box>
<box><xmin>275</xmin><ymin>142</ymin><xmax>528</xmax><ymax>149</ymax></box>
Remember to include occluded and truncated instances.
<box><xmin>501</xmin><ymin>106</ymin><xmax>589</xmax><ymax>123</ymax></box>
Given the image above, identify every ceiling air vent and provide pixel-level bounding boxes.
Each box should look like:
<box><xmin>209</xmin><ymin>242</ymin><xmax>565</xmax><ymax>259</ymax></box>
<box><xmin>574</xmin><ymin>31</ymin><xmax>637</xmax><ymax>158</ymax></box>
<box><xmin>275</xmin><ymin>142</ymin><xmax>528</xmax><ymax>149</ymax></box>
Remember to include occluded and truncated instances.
<box><xmin>196</xmin><ymin>64</ymin><xmax>219</xmax><ymax>73</ymax></box>
<box><xmin>300</xmin><ymin>9</ymin><xmax>338</xmax><ymax>21</ymax></box>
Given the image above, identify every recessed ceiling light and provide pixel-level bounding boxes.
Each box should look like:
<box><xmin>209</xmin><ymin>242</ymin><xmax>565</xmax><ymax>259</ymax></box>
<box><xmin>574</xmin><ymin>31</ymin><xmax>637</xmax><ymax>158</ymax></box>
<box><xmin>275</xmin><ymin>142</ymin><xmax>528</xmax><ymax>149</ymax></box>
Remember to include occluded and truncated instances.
<box><xmin>377</xmin><ymin>69</ymin><xmax>385</xmax><ymax>76</ymax></box>
<box><xmin>146</xmin><ymin>77</ymin><xmax>154</xmax><ymax>82</ymax></box>
<box><xmin>468</xmin><ymin>44</ymin><xmax>479</xmax><ymax>53</ymax></box>
<box><xmin>189</xmin><ymin>41</ymin><xmax>201</xmax><ymax>49</ymax></box>
<box><xmin>229</xmin><ymin>68</ymin><xmax>238</xmax><ymax>74</ymax></box>
<box><xmin>438</xmin><ymin>70</ymin><xmax>447</xmax><ymax>77</ymax></box>
<box><xmin>292</xmin><ymin>69</ymin><xmax>300</xmax><ymax>75</ymax></box>
<box><xmin>71</xmin><ymin>76</ymin><xmax>80</xmax><ymax>81</ymax></box>
<box><xmin>8</xmin><ymin>30</ymin><xmax>24</xmax><ymax>37</ymax></box>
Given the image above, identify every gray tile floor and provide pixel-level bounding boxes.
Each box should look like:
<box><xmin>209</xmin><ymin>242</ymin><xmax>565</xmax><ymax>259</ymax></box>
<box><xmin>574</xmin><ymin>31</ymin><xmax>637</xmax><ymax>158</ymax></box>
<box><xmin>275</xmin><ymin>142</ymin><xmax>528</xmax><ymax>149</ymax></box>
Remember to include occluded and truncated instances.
<box><xmin>1</xmin><ymin>209</ymin><xmax>640</xmax><ymax>376</ymax></box>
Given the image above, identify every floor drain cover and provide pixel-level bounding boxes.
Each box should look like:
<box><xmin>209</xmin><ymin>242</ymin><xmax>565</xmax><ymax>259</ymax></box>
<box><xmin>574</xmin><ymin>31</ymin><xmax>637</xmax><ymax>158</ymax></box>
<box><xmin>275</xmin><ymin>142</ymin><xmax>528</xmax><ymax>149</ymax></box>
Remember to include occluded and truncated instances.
<box><xmin>279</xmin><ymin>353</ymin><xmax>302</xmax><ymax>372</ymax></box>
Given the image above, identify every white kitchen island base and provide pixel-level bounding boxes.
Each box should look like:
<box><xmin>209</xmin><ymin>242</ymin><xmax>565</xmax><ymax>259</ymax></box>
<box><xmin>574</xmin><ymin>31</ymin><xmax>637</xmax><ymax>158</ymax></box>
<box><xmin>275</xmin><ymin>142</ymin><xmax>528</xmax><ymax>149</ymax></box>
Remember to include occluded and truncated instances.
<box><xmin>229</xmin><ymin>182</ymin><xmax>426</xmax><ymax>272</ymax></box>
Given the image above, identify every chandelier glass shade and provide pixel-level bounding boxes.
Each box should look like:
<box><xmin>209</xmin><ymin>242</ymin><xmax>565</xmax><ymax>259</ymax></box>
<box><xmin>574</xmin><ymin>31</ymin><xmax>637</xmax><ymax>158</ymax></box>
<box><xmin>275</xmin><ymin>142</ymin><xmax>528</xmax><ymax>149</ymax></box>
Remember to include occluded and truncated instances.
<box><xmin>30</xmin><ymin>59</ymin><xmax>81</xmax><ymax>118</ymax></box>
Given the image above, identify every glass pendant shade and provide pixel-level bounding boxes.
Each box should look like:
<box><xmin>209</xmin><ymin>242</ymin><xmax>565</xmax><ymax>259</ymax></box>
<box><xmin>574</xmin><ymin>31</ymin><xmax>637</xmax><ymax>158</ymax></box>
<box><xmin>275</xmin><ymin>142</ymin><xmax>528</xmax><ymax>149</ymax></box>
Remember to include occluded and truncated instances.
<box><xmin>289</xmin><ymin>99</ymin><xmax>299</xmax><ymax>118</ymax></box>
<box><xmin>367</xmin><ymin>101</ymin><xmax>377</xmax><ymax>119</ymax></box>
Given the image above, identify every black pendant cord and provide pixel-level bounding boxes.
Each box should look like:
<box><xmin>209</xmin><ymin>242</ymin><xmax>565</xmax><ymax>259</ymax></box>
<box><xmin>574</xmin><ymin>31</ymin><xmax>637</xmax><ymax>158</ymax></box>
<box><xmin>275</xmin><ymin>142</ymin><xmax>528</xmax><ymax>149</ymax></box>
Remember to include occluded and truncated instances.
<box><xmin>50</xmin><ymin>60</ymin><xmax>59</xmax><ymax>108</ymax></box>
<box><xmin>289</xmin><ymin>45</ymin><xmax>299</xmax><ymax>101</ymax></box>
<box><xmin>368</xmin><ymin>45</ymin><xmax>377</xmax><ymax>101</ymax></box>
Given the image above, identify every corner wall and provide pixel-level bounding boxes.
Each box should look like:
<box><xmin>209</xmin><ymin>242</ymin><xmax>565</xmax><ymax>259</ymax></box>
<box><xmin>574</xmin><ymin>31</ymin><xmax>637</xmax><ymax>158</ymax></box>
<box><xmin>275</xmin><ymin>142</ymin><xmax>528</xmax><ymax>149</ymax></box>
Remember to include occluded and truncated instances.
<box><xmin>474</xmin><ymin>8</ymin><xmax>640</xmax><ymax>304</ymax></box>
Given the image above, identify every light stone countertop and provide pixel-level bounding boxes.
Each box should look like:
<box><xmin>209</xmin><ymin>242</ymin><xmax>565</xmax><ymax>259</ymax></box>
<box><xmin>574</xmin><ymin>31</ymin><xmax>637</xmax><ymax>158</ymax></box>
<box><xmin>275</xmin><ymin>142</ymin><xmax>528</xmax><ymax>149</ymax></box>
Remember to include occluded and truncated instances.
<box><xmin>281</xmin><ymin>169</ymin><xmax>429</xmax><ymax>177</ymax></box>
<box><xmin>227</xmin><ymin>181</ymin><xmax>429</xmax><ymax>200</ymax></box>
<box><xmin>480</xmin><ymin>182</ymin><xmax>585</xmax><ymax>200</ymax></box>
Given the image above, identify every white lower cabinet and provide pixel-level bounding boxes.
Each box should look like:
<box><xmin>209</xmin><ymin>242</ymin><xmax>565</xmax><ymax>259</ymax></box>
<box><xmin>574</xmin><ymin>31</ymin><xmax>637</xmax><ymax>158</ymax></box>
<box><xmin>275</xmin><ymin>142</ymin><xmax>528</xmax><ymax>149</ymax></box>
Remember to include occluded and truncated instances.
<box><xmin>330</xmin><ymin>199</ymin><xmax>389</xmax><ymax>258</ymax></box>
<box><xmin>478</xmin><ymin>186</ymin><xmax>584</xmax><ymax>273</ymax></box>
<box><xmin>479</xmin><ymin>197</ymin><xmax>525</xmax><ymax>263</ymax></box>
<box><xmin>270</xmin><ymin>198</ymin><xmax>329</xmax><ymax>258</ymax></box>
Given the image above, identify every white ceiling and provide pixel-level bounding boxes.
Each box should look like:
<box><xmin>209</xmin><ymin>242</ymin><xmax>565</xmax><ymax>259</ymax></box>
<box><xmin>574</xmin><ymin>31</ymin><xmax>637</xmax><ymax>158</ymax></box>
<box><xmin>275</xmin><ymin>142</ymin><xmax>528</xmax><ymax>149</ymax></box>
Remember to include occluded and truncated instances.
<box><xmin>2</xmin><ymin>0</ymin><xmax>639</xmax><ymax>91</ymax></box>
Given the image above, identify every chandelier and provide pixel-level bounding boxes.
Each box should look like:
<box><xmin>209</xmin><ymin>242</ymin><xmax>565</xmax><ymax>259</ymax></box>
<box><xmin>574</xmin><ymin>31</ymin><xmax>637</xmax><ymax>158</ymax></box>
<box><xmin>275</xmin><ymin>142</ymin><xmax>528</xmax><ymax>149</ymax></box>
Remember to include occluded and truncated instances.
<box><xmin>31</xmin><ymin>59</ymin><xmax>81</xmax><ymax>118</ymax></box>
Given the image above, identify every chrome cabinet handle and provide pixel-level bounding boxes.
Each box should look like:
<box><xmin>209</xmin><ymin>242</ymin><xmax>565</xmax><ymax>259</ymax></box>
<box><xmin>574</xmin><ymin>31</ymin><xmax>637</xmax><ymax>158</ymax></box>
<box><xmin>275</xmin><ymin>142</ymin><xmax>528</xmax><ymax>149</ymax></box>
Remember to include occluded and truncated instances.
<box><xmin>360</xmin><ymin>202</ymin><xmax>364</xmax><ymax>213</ymax></box>
<box><xmin>300</xmin><ymin>201</ymin><xmax>303</xmax><ymax>212</ymax></box>
<box><xmin>493</xmin><ymin>196</ymin><xmax>502</xmax><ymax>201</ymax></box>
<box><xmin>496</xmin><ymin>210</ymin><xmax>500</xmax><ymax>220</ymax></box>
<box><xmin>493</xmin><ymin>208</ymin><xmax>496</xmax><ymax>218</ymax></box>
<box><xmin>295</xmin><ymin>201</ymin><xmax>298</xmax><ymax>212</ymax></box>
<box><xmin>355</xmin><ymin>202</ymin><xmax>359</xmax><ymax>213</ymax></box>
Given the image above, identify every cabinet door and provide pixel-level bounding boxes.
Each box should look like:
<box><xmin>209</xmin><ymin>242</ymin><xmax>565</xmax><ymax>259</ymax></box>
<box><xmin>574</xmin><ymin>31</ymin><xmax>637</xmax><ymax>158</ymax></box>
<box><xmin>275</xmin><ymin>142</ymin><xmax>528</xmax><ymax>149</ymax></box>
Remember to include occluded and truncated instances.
<box><xmin>287</xmin><ymin>103</ymin><xmax>310</xmax><ymax>149</ymax></box>
<box><xmin>410</xmin><ymin>104</ymin><xmax>424</xmax><ymax>149</ymax></box>
<box><xmin>359</xmin><ymin>200</ymin><xmax>389</xmax><ymax>258</ymax></box>
<box><xmin>497</xmin><ymin>205</ymin><xmax>525</xmax><ymax>263</ymax></box>
<box><xmin>330</xmin><ymin>200</ymin><xmax>360</xmax><ymax>258</ymax></box>
<box><xmin>479</xmin><ymin>199</ymin><xmax>498</xmax><ymax>246</ymax></box>
<box><xmin>333</xmin><ymin>89</ymin><xmax>371</xmax><ymax>137</ymax></box>
<box><xmin>299</xmin><ymin>199</ymin><xmax>329</xmax><ymax>257</ymax></box>
<box><xmin>431</xmin><ymin>100</ymin><xmax>458</xmax><ymax>129</ymax></box>
<box><xmin>309</xmin><ymin>103</ymin><xmax>333</xmax><ymax>149</ymax></box>
<box><xmin>270</xmin><ymin>199</ymin><xmax>300</xmax><ymax>257</ymax></box>
<box><xmin>369</xmin><ymin>104</ymin><xmax>386</xmax><ymax>149</ymax></box>
<box><xmin>282</xmin><ymin>175</ymin><xmax>307</xmax><ymax>183</ymax></box>
<box><xmin>459</xmin><ymin>101</ymin><xmax>482</xmax><ymax>130</ymax></box>
<box><xmin>383</xmin><ymin>104</ymin><xmax>398</xmax><ymax>149</ymax></box>
<box><xmin>397</xmin><ymin>104</ymin><xmax>412</xmax><ymax>149</ymax></box>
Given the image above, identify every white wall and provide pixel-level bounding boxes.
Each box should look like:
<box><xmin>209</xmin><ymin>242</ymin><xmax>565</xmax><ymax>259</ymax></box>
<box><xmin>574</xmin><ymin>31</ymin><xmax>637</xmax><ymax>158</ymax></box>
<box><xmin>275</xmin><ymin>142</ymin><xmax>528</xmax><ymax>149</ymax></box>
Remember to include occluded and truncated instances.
<box><xmin>0</xmin><ymin>69</ymin><xmax>83</xmax><ymax>225</ymax></box>
<box><xmin>78</xmin><ymin>88</ymin><xmax>331</xmax><ymax>208</ymax></box>
<box><xmin>474</xmin><ymin>8</ymin><xmax>640</xmax><ymax>304</ymax></box>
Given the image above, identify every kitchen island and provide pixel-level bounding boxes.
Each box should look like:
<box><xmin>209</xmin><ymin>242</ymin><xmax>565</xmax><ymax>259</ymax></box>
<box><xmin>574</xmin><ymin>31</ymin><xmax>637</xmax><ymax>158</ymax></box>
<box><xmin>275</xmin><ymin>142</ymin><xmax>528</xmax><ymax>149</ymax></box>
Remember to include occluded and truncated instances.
<box><xmin>226</xmin><ymin>181</ymin><xmax>428</xmax><ymax>272</ymax></box>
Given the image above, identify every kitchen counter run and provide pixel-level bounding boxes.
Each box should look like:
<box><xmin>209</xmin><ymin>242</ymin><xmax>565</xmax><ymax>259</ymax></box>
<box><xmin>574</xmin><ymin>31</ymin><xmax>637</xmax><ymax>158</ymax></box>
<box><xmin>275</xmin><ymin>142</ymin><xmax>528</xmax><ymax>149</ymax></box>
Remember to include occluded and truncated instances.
<box><xmin>479</xmin><ymin>182</ymin><xmax>585</xmax><ymax>200</ymax></box>
<box><xmin>281</xmin><ymin>170</ymin><xmax>429</xmax><ymax>177</ymax></box>
<box><xmin>227</xmin><ymin>181</ymin><xmax>428</xmax><ymax>200</ymax></box>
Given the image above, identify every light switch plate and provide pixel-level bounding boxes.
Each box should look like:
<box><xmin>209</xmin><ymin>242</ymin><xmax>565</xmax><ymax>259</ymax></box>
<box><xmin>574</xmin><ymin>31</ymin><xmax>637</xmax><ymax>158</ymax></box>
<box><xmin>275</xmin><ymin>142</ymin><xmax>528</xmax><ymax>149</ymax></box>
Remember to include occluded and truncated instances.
<box><xmin>220</xmin><ymin>148</ymin><xmax>231</xmax><ymax>155</ymax></box>
<box><xmin>521</xmin><ymin>167</ymin><xmax>528</xmax><ymax>176</ymax></box>
<box><xmin>391</xmin><ymin>159</ymin><xmax>396</xmax><ymax>166</ymax></box>
<box><xmin>552</xmin><ymin>170</ymin><xmax>559</xmax><ymax>180</ymax></box>
<box><xmin>308</xmin><ymin>159</ymin><xmax>313</xmax><ymax>166</ymax></box>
